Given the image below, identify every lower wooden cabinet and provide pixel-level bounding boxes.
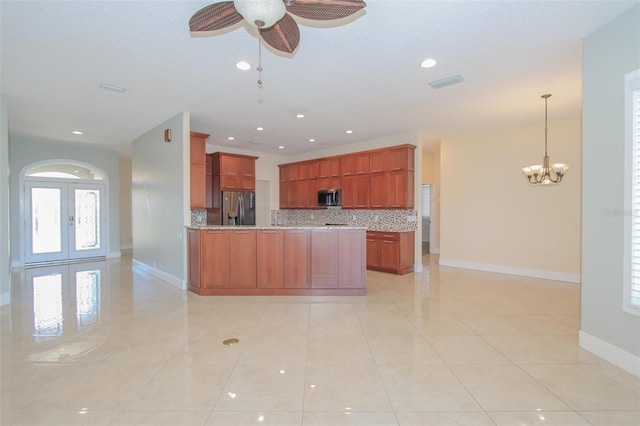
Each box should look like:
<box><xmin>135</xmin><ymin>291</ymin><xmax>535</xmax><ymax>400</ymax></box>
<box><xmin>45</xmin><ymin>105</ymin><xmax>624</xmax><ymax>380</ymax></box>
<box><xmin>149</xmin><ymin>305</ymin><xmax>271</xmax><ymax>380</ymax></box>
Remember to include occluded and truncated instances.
<box><xmin>229</xmin><ymin>230</ymin><xmax>256</xmax><ymax>288</ymax></box>
<box><xmin>256</xmin><ymin>230</ymin><xmax>284</xmax><ymax>288</ymax></box>
<box><xmin>188</xmin><ymin>227</ymin><xmax>365</xmax><ymax>295</ymax></box>
<box><xmin>366</xmin><ymin>231</ymin><xmax>414</xmax><ymax>275</ymax></box>
<box><xmin>311</xmin><ymin>229</ymin><xmax>338</xmax><ymax>288</ymax></box>
<box><xmin>283</xmin><ymin>229</ymin><xmax>311</xmax><ymax>289</ymax></box>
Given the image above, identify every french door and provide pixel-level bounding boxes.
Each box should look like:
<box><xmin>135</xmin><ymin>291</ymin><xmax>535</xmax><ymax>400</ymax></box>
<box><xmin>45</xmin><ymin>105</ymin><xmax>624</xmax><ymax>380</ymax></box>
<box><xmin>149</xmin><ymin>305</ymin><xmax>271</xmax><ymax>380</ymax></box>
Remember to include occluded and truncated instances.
<box><xmin>25</xmin><ymin>180</ymin><xmax>106</xmax><ymax>264</ymax></box>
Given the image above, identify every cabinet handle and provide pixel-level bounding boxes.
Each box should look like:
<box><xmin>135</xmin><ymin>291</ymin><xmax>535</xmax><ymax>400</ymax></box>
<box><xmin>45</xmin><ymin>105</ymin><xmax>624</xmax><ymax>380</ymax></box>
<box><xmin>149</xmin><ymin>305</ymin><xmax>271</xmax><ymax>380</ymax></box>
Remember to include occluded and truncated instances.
<box><xmin>207</xmin><ymin>231</ymin><xmax>224</xmax><ymax>234</ymax></box>
<box><xmin>383</xmin><ymin>234</ymin><xmax>395</xmax><ymax>238</ymax></box>
<box><xmin>390</xmin><ymin>167</ymin><xmax>402</xmax><ymax>171</ymax></box>
<box><xmin>366</xmin><ymin>239</ymin><xmax>375</xmax><ymax>242</ymax></box>
<box><xmin>262</xmin><ymin>231</ymin><xmax>279</xmax><ymax>234</ymax></box>
<box><xmin>234</xmin><ymin>231</ymin><xmax>250</xmax><ymax>234</ymax></box>
<box><xmin>383</xmin><ymin>240</ymin><xmax>394</xmax><ymax>244</ymax></box>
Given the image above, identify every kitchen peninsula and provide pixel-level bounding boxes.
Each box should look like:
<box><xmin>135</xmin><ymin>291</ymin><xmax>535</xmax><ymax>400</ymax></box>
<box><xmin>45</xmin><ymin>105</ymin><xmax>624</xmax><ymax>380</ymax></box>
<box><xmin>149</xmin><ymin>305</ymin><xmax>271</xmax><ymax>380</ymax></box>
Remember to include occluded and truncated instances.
<box><xmin>187</xmin><ymin>225</ymin><xmax>366</xmax><ymax>296</ymax></box>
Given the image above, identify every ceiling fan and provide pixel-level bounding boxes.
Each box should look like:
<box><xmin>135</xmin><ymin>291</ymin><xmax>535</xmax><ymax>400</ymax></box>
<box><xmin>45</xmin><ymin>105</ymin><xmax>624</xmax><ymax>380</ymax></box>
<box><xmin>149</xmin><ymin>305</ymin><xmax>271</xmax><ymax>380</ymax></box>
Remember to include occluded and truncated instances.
<box><xmin>189</xmin><ymin>0</ymin><xmax>367</xmax><ymax>54</ymax></box>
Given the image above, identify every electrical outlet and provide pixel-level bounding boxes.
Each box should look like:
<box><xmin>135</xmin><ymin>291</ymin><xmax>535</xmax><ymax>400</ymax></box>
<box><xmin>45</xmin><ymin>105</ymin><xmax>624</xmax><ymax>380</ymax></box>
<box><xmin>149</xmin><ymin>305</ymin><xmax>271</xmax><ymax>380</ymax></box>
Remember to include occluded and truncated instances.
<box><xmin>374</xmin><ymin>215</ymin><xmax>379</xmax><ymax>222</ymax></box>
<box><xmin>407</xmin><ymin>215</ymin><xmax>417</xmax><ymax>222</ymax></box>
<box><xmin>352</xmin><ymin>214</ymin><xmax>356</xmax><ymax>220</ymax></box>
<box><xmin>310</xmin><ymin>214</ymin><xmax>314</xmax><ymax>219</ymax></box>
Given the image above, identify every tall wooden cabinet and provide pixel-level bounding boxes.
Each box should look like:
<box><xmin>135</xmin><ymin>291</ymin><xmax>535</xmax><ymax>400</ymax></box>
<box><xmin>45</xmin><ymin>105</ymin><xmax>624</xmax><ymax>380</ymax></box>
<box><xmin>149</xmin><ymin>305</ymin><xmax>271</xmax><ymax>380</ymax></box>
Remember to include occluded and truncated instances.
<box><xmin>190</xmin><ymin>131</ymin><xmax>209</xmax><ymax>210</ymax></box>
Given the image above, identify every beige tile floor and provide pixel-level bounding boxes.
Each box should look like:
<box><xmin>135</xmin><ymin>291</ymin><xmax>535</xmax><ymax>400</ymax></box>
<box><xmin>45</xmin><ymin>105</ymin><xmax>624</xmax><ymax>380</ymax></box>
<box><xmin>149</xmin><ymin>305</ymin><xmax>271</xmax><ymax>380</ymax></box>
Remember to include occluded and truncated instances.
<box><xmin>1</xmin><ymin>253</ymin><xmax>639</xmax><ymax>426</ymax></box>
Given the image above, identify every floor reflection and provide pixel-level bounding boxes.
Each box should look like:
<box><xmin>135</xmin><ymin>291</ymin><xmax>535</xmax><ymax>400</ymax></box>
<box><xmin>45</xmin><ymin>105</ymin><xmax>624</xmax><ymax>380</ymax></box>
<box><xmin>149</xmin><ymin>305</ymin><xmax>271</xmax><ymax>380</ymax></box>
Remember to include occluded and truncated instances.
<box><xmin>26</xmin><ymin>263</ymin><xmax>103</xmax><ymax>339</ymax></box>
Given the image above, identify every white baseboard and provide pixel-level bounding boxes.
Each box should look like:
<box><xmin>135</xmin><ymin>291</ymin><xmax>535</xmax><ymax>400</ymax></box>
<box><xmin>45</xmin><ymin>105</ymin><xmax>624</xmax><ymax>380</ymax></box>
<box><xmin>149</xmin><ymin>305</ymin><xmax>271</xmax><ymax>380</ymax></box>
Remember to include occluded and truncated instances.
<box><xmin>107</xmin><ymin>251</ymin><xmax>121</xmax><ymax>259</ymax></box>
<box><xmin>430</xmin><ymin>247</ymin><xmax>440</xmax><ymax>254</ymax></box>
<box><xmin>132</xmin><ymin>259</ymin><xmax>186</xmax><ymax>290</ymax></box>
<box><xmin>579</xmin><ymin>330</ymin><xmax>640</xmax><ymax>377</ymax></box>
<box><xmin>438</xmin><ymin>258</ymin><xmax>580</xmax><ymax>283</ymax></box>
<box><xmin>414</xmin><ymin>263</ymin><xmax>424</xmax><ymax>273</ymax></box>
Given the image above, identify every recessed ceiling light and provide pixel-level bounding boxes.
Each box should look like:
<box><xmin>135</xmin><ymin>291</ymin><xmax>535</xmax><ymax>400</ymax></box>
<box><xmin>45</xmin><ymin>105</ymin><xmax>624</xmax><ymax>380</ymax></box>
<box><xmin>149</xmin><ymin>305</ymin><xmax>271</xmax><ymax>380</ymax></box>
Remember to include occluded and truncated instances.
<box><xmin>309</xmin><ymin>138</ymin><xmax>315</xmax><ymax>142</ymax></box>
<box><xmin>296</xmin><ymin>114</ymin><xmax>305</xmax><ymax>118</ymax></box>
<box><xmin>278</xmin><ymin>145</ymin><xmax>285</xmax><ymax>149</ymax></box>
<box><xmin>71</xmin><ymin>130</ymin><xmax>83</xmax><ymax>135</ymax></box>
<box><xmin>74</xmin><ymin>170</ymin><xmax>80</xmax><ymax>173</ymax></box>
<box><xmin>227</xmin><ymin>136</ymin><xmax>235</xmax><ymax>141</ymax></box>
<box><xmin>256</xmin><ymin>127</ymin><xmax>264</xmax><ymax>131</ymax></box>
<box><xmin>420</xmin><ymin>58</ymin><xmax>437</xmax><ymax>68</ymax></box>
<box><xmin>98</xmin><ymin>82</ymin><xmax>126</xmax><ymax>93</ymax></box>
<box><xmin>346</xmin><ymin>130</ymin><xmax>353</xmax><ymax>134</ymax></box>
<box><xmin>236</xmin><ymin>61</ymin><xmax>251</xmax><ymax>71</ymax></box>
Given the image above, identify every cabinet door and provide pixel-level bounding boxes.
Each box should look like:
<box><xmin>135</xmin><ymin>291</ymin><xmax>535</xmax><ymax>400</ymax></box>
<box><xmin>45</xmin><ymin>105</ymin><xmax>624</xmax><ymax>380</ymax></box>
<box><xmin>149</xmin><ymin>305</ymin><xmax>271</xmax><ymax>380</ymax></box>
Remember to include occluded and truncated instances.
<box><xmin>305</xmin><ymin>161</ymin><xmax>319</xmax><ymax>179</ymax></box>
<box><xmin>319</xmin><ymin>158</ymin><xmax>340</xmax><ymax>177</ymax></box>
<box><xmin>341</xmin><ymin>153</ymin><xmax>369</xmax><ymax>176</ymax></box>
<box><xmin>369</xmin><ymin>151</ymin><xmax>388</xmax><ymax>174</ymax></box>
<box><xmin>283</xmin><ymin>230</ymin><xmax>310</xmax><ymax>288</ymax></box>
<box><xmin>338</xmin><ymin>229</ymin><xmax>365</xmax><ymax>288</ymax></box>
<box><xmin>206</xmin><ymin>154</ymin><xmax>213</xmax><ymax>209</ymax></box>
<box><xmin>190</xmin><ymin>163</ymin><xmax>206</xmax><ymax>209</ymax></box>
<box><xmin>341</xmin><ymin>176</ymin><xmax>357</xmax><ymax>208</ymax></box>
<box><xmin>239</xmin><ymin>157</ymin><xmax>255</xmax><ymax>177</ymax></box>
<box><xmin>366</xmin><ymin>233</ymin><xmax>381</xmax><ymax>268</ymax></box>
<box><xmin>388</xmin><ymin>147</ymin><xmax>414</xmax><ymax>171</ymax></box>
<box><xmin>388</xmin><ymin>171</ymin><xmax>414</xmax><ymax>208</ymax></box>
<box><xmin>369</xmin><ymin>173</ymin><xmax>389</xmax><ymax>208</ymax></box>
<box><xmin>379</xmin><ymin>234</ymin><xmax>400</xmax><ymax>271</ymax></box>
<box><xmin>220</xmin><ymin>155</ymin><xmax>240</xmax><ymax>176</ymax></box>
<box><xmin>317</xmin><ymin>177</ymin><xmax>341</xmax><ymax>191</ymax></box>
<box><xmin>280</xmin><ymin>181</ymin><xmax>292</xmax><ymax>208</ymax></box>
<box><xmin>311</xmin><ymin>229</ymin><xmax>338</xmax><ymax>288</ymax></box>
<box><xmin>257</xmin><ymin>230</ymin><xmax>284</xmax><ymax>288</ymax></box>
<box><xmin>354</xmin><ymin>174</ymin><xmax>370</xmax><ymax>208</ymax></box>
<box><xmin>229</xmin><ymin>230</ymin><xmax>256</xmax><ymax>288</ymax></box>
<box><xmin>190</xmin><ymin>134</ymin><xmax>206</xmax><ymax>164</ymax></box>
<box><xmin>201</xmin><ymin>230</ymin><xmax>229</xmax><ymax>289</ymax></box>
<box><xmin>187</xmin><ymin>229</ymin><xmax>201</xmax><ymax>289</ymax></box>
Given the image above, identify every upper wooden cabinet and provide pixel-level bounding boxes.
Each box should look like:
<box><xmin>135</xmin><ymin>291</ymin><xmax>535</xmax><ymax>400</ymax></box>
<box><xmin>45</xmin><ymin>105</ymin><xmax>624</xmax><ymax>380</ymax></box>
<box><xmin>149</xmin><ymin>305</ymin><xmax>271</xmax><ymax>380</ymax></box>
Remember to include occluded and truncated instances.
<box><xmin>319</xmin><ymin>158</ymin><xmax>341</xmax><ymax>178</ymax></box>
<box><xmin>278</xmin><ymin>144</ymin><xmax>416</xmax><ymax>210</ymax></box>
<box><xmin>190</xmin><ymin>131</ymin><xmax>209</xmax><ymax>210</ymax></box>
<box><xmin>190</xmin><ymin>131</ymin><xmax>208</xmax><ymax>165</ymax></box>
<box><xmin>341</xmin><ymin>153</ymin><xmax>369</xmax><ymax>176</ymax></box>
<box><xmin>370</xmin><ymin>146</ymin><xmax>415</xmax><ymax>173</ymax></box>
<box><xmin>212</xmin><ymin>152</ymin><xmax>258</xmax><ymax>192</ymax></box>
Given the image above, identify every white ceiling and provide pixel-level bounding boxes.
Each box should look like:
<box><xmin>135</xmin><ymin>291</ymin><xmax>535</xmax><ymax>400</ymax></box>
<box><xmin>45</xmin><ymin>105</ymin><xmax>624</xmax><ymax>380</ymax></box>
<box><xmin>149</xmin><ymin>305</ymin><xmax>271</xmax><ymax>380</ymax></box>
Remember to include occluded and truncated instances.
<box><xmin>1</xmin><ymin>0</ymin><xmax>637</xmax><ymax>156</ymax></box>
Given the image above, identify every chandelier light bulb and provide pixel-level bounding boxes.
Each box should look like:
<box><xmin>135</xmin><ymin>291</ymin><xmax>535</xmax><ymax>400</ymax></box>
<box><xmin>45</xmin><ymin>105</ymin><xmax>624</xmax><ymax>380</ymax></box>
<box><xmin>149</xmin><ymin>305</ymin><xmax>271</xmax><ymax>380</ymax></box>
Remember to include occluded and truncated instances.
<box><xmin>234</xmin><ymin>0</ymin><xmax>286</xmax><ymax>29</ymax></box>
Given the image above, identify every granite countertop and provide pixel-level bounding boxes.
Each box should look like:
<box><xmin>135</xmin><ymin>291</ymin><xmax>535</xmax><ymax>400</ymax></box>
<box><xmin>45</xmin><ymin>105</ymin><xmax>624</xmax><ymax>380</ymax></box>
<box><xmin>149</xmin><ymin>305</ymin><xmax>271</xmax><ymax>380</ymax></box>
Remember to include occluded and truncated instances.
<box><xmin>186</xmin><ymin>225</ymin><xmax>368</xmax><ymax>230</ymax></box>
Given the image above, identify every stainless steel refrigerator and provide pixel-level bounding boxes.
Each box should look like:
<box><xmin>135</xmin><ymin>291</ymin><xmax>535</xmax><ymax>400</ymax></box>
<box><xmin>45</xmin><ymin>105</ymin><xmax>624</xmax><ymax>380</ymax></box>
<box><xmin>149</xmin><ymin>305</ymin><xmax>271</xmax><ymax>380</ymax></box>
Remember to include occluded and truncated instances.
<box><xmin>221</xmin><ymin>191</ymin><xmax>256</xmax><ymax>226</ymax></box>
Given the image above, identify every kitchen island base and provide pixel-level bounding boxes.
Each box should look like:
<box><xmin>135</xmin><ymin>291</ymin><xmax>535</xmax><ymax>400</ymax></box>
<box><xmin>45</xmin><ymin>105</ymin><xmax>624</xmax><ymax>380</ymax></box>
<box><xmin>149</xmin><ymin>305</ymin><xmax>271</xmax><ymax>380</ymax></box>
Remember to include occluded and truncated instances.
<box><xmin>187</xmin><ymin>227</ymin><xmax>366</xmax><ymax>296</ymax></box>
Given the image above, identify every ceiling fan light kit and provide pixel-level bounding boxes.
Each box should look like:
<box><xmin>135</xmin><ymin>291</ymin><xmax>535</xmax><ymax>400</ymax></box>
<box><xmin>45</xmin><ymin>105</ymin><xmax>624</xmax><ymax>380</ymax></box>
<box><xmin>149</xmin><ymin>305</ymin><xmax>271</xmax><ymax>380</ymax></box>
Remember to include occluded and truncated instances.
<box><xmin>521</xmin><ymin>94</ymin><xmax>569</xmax><ymax>185</ymax></box>
<box><xmin>234</xmin><ymin>0</ymin><xmax>286</xmax><ymax>28</ymax></box>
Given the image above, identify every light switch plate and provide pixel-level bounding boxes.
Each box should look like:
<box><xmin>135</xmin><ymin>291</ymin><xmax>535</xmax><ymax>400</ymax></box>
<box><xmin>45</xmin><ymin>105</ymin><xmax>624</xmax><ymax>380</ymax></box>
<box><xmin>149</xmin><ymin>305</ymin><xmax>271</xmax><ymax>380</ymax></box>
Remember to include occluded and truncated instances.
<box><xmin>407</xmin><ymin>215</ymin><xmax>417</xmax><ymax>222</ymax></box>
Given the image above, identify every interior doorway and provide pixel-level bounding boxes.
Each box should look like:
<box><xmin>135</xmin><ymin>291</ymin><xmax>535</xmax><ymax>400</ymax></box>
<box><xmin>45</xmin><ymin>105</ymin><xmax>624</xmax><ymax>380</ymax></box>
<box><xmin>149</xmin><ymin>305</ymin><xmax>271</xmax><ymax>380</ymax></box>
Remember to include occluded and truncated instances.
<box><xmin>422</xmin><ymin>184</ymin><xmax>431</xmax><ymax>254</ymax></box>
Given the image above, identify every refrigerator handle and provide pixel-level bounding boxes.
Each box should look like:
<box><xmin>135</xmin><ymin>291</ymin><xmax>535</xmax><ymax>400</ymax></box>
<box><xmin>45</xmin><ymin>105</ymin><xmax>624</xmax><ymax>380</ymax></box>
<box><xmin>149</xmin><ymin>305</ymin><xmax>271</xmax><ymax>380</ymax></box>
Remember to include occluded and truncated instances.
<box><xmin>239</xmin><ymin>194</ymin><xmax>244</xmax><ymax>225</ymax></box>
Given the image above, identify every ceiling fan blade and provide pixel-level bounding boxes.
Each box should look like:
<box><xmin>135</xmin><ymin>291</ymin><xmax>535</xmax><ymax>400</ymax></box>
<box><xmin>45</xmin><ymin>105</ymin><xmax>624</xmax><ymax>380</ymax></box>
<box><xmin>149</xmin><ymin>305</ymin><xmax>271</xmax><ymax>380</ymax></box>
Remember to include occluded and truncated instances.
<box><xmin>189</xmin><ymin>1</ymin><xmax>244</xmax><ymax>32</ymax></box>
<box><xmin>286</xmin><ymin>0</ymin><xmax>366</xmax><ymax>21</ymax></box>
<box><xmin>260</xmin><ymin>14</ymin><xmax>300</xmax><ymax>54</ymax></box>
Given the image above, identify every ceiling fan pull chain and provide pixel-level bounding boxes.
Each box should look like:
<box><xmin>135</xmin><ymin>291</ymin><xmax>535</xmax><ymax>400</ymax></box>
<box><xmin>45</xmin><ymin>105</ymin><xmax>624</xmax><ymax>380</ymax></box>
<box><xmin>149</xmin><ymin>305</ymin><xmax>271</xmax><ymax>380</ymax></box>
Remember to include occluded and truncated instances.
<box><xmin>257</xmin><ymin>23</ymin><xmax>264</xmax><ymax>87</ymax></box>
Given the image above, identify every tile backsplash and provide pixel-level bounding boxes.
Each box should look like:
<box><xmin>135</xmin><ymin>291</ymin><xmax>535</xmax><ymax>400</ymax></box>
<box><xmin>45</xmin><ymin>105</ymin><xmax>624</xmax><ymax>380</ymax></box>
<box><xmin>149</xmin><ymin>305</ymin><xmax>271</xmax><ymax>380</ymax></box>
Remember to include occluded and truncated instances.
<box><xmin>271</xmin><ymin>208</ymin><xmax>418</xmax><ymax>232</ymax></box>
<box><xmin>191</xmin><ymin>209</ymin><xmax>207</xmax><ymax>226</ymax></box>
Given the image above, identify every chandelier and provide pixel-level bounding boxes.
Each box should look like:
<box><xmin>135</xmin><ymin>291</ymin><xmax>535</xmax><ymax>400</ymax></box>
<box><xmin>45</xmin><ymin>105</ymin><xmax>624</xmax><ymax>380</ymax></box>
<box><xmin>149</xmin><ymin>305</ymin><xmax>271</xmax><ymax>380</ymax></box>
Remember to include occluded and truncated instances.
<box><xmin>521</xmin><ymin>94</ymin><xmax>569</xmax><ymax>185</ymax></box>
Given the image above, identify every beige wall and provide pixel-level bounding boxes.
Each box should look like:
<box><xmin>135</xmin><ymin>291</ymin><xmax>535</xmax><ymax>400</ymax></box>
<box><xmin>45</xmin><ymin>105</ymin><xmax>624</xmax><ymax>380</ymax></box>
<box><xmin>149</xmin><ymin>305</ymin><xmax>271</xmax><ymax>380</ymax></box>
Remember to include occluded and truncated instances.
<box><xmin>440</xmin><ymin>115</ymin><xmax>582</xmax><ymax>281</ymax></box>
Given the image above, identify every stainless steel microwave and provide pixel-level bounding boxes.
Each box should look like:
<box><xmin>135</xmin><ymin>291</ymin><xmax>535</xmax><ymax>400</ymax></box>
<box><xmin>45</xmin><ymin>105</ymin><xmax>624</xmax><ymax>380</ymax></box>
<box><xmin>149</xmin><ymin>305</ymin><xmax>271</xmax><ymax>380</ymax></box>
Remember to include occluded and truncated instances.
<box><xmin>318</xmin><ymin>189</ymin><xmax>341</xmax><ymax>206</ymax></box>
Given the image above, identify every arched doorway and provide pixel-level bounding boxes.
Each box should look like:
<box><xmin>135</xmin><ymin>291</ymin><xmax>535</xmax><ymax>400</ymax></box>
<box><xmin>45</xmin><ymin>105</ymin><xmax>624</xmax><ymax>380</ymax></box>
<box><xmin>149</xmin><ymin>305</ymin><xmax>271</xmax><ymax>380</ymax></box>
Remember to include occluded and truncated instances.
<box><xmin>23</xmin><ymin>161</ymin><xmax>108</xmax><ymax>264</ymax></box>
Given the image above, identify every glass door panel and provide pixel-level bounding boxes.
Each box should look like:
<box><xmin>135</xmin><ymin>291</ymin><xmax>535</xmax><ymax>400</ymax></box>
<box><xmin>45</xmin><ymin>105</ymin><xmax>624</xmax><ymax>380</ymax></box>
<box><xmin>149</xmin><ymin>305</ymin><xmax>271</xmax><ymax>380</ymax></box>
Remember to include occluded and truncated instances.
<box><xmin>73</xmin><ymin>188</ymin><xmax>101</xmax><ymax>251</ymax></box>
<box><xmin>31</xmin><ymin>187</ymin><xmax>63</xmax><ymax>254</ymax></box>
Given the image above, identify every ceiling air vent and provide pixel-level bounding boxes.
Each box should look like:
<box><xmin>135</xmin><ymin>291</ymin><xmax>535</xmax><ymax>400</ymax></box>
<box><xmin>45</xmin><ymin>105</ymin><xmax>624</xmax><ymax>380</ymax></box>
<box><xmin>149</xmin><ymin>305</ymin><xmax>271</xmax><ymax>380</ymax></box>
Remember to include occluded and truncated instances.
<box><xmin>429</xmin><ymin>74</ymin><xmax>464</xmax><ymax>89</ymax></box>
